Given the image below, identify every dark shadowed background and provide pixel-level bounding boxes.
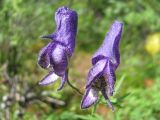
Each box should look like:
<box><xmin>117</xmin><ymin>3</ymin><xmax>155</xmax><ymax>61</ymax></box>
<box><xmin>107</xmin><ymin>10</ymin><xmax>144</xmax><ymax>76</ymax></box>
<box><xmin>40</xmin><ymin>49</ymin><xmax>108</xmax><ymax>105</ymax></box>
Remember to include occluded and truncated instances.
<box><xmin>0</xmin><ymin>0</ymin><xmax>160</xmax><ymax>120</ymax></box>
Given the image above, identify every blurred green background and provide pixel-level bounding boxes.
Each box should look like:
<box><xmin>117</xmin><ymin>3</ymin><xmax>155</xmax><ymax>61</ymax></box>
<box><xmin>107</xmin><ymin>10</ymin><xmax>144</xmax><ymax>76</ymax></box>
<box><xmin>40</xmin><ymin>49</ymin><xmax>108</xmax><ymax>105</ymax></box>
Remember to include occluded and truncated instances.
<box><xmin>0</xmin><ymin>0</ymin><xmax>160</xmax><ymax>120</ymax></box>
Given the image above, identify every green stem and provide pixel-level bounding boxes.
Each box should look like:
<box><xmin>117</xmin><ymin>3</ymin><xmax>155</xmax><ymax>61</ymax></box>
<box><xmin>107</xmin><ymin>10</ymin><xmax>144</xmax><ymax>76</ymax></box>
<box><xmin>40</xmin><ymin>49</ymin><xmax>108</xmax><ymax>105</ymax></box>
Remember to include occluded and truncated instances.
<box><xmin>67</xmin><ymin>78</ymin><xmax>83</xmax><ymax>95</ymax></box>
<box><xmin>66</xmin><ymin>69</ymin><xmax>83</xmax><ymax>95</ymax></box>
<box><xmin>92</xmin><ymin>95</ymin><xmax>102</xmax><ymax>115</ymax></box>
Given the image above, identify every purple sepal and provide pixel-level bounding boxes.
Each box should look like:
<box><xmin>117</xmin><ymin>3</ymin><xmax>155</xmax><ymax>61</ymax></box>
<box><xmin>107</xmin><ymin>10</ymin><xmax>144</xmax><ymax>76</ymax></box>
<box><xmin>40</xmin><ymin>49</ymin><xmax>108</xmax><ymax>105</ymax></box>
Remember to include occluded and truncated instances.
<box><xmin>92</xmin><ymin>21</ymin><xmax>123</xmax><ymax>69</ymax></box>
<box><xmin>38</xmin><ymin>43</ymin><xmax>51</xmax><ymax>69</ymax></box>
<box><xmin>57</xmin><ymin>70</ymin><xmax>68</xmax><ymax>91</ymax></box>
<box><xmin>81</xmin><ymin>87</ymin><xmax>98</xmax><ymax>109</ymax></box>
<box><xmin>104</xmin><ymin>60</ymin><xmax>116</xmax><ymax>96</ymax></box>
<box><xmin>39</xmin><ymin>71</ymin><xmax>59</xmax><ymax>86</ymax></box>
<box><xmin>86</xmin><ymin>59</ymin><xmax>108</xmax><ymax>88</ymax></box>
<box><xmin>101</xmin><ymin>88</ymin><xmax>114</xmax><ymax>112</ymax></box>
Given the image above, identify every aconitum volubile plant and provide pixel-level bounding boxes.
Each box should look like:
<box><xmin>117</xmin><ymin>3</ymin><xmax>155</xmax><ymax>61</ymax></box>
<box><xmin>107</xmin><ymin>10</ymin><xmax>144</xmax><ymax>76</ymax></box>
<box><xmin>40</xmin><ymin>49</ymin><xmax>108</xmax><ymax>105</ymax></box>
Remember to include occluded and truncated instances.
<box><xmin>38</xmin><ymin>6</ymin><xmax>123</xmax><ymax>111</ymax></box>
<box><xmin>38</xmin><ymin>6</ymin><xmax>78</xmax><ymax>90</ymax></box>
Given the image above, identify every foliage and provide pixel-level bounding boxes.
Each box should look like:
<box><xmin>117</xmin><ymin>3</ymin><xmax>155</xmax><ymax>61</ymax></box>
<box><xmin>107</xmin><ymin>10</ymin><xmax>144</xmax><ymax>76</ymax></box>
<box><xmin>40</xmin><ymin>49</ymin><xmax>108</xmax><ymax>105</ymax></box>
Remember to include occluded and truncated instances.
<box><xmin>44</xmin><ymin>112</ymin><xmax>103</xmax><ymax>120</ymax></box>
<box><xmin>115</xmin><ymin>77</ymin><xmax>160</xmax><ymax>120</ymax></box>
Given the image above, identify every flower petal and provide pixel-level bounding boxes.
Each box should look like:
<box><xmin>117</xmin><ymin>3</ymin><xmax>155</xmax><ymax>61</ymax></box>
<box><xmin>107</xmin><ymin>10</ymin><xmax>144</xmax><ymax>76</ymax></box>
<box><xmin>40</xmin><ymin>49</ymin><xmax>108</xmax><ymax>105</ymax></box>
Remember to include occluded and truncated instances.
<box><xmin>39</xmin><ymin>71</ymin><xmax>59</xmax><ymax>86</ymax></box>
<box><xmin>57</xmin><ymin>70</ymin><xmax>68</xmax><ymax>91</ymax></box>
<box><xmin>81</xmin><ymin>87</ymin><xmax>98</xmax><ymax>109</ymax></box>
<box><xmin>101</xmin><ymin>88</ymin><xmax>114</xmax><ymax>112</ymax></box>
<box><xmin>38</xmin><ymin>43</ymin><xmax>51</xmax><ymax>69</ymax></box>
<box><xmin>86</xmin><ymin>59</ymin><xmax>107</xmax><ymax>88</ymax></box>
<box><xmin>104</xmin><ymin>60</ymin><xmax>116</xmax><ymax>96</ymax></box>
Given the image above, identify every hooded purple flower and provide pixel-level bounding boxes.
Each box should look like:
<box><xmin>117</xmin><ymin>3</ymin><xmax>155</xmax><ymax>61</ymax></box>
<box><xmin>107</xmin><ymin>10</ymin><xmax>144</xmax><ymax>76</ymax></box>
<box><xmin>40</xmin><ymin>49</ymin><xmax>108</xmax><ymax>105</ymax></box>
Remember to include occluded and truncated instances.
<box><xmin>81</xmin><ymin>21</ymin><xmax>123</xmax><ymax>111</ymax></box>
<box><xmin>38</xmin><ymin>6</ymin><xmax>78</xmax><ymax>90</ymax></box>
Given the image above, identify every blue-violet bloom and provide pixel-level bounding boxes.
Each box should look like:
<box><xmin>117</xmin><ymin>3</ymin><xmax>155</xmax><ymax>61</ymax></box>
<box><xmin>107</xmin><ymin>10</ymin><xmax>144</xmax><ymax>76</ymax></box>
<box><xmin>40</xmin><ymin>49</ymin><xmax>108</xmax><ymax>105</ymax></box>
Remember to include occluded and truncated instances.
<box><xmin>38</xmin><ymin>6</ymin><xmax>78</xmax><ymax>90</ymax></box>
<box><xmin>81</xmin><ymin>21</ymin><xmax>123</xmax><ymax>111</ymax></box>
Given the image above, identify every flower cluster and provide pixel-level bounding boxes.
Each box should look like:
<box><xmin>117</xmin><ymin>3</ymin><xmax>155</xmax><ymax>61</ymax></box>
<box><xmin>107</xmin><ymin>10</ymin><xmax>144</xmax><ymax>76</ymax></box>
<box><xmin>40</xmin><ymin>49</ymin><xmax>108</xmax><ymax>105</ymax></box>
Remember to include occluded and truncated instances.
<box><xmin>38</xmin><ymin>6</ymin><xmax>123</xmax><ymax>111</ymax></box>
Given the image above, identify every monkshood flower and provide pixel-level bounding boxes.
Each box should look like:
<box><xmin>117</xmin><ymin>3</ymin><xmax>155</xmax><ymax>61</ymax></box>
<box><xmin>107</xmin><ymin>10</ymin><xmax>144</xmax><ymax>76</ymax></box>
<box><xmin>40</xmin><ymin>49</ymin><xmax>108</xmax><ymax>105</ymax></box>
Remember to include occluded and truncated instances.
<box><xmin>81</xmin><ymin>21</ymin><xmax>123</xmax><ymax>111</ymax></box>
<box><xmin>38</xmin><ymin>6</ymin><xmax>78</xmax><ymax>90</ymax></box>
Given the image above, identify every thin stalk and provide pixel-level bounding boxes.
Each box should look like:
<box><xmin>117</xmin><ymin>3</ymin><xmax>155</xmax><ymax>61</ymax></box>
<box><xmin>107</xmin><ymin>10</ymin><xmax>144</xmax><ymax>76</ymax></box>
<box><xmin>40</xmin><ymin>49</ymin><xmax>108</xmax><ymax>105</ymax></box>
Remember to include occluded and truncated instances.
<box><xmin>66</xmin><ymin>69</ymin><xmax>83</xmax><ymax>95</ymax></box>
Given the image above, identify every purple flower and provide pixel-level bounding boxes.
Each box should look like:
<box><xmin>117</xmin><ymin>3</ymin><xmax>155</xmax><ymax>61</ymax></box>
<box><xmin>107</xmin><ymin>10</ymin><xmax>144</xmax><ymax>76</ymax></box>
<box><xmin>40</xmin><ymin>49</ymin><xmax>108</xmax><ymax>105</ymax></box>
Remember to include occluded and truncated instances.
<box><xmin>38</xmin><ymin>6</ymin><xmax>78</xmax><ymax>90</ymax></box>
<box><xmin>81</xmin><ymin>21</ymin><xmax>123</xmax><ymax>111</ymax></box>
